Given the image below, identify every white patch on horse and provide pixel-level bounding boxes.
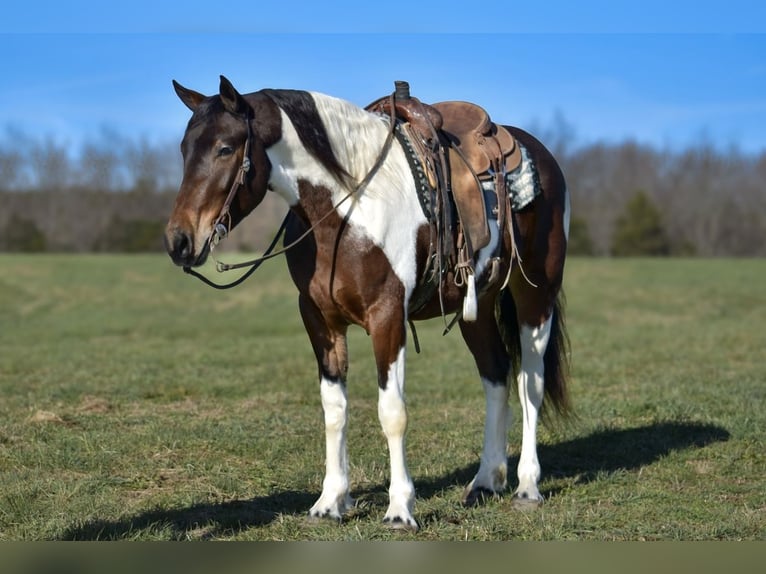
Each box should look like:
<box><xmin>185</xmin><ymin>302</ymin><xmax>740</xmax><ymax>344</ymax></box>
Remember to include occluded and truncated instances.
<box><xmin>377</xmin><ymin>345</ymin><xmax>417</xmax><ymax>530</ymax></box>
<box><xmin>466</xmin><ymin>378</ymin><xmax>511</xmax><ymax>494</ymax></box>
<box><xmin>515</xmin><ymin>318</ymin><xmax>552</xmax><ymax>503</ymax></box>
<box><xmin>310</xmin><ymin>93</ymin><xmax>426</xmax><ymax>304</ymax></box>
<box><xmin>310</xmin><ymin>377</ymin><xmax>353</xmax><ymax>519</ymax></box>
<box><xmin>474</xmin><ymin>219</ymin><xmax>500</xmax><ymax>279</ymax></box>
<box><xmin>266</xmin><ymin>108</ymin><xmax>328</xmax><ymax>206</ymax></box>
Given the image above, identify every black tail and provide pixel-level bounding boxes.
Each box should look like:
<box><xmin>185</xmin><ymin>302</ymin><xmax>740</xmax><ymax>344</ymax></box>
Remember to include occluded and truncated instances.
<box><xmin>496</xmin><ymin>288</ymin><xmax>571</xmax><ymax>422</ymax></box>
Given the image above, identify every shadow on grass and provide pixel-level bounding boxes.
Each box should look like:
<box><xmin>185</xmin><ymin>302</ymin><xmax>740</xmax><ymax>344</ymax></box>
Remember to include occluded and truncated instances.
<box><xmin>57</xmin><ymin>421</ymin><xmax>728</xmax><ymax>539</ymax></box>
<box><xmin>58</xmin><ymin>491</ymin><xmax>316</xmax><ymax>541</ymax></box>
<box><xmin>414</xmin><ymin>420</ymin><xmax>731</xmax><ymax>501</ymax></box>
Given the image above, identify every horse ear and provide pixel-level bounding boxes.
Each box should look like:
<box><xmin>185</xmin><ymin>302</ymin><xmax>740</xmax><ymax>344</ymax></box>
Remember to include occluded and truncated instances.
<box><xmin>173</xmin><ymin>80</ymin><xmax>205</xmax><ymax>112</ymax></box>
<box><xmin>219</xmin><ymin>75</ymin><xmax>251</xmax><ymax>117</ymax></box>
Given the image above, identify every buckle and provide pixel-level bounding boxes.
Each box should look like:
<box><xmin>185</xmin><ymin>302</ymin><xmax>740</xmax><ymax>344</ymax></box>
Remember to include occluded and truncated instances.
<box><xmin>212</xmin><ymin>222</ymin><xmax>228</xmax><ymax>245</ymax></box>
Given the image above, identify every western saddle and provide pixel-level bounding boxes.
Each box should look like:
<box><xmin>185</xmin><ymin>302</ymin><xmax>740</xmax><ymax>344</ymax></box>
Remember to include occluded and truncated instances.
<box><xmin>366</xmin><ymin>81</ymin><xmax>522</xmax><ymax>324</ymax></box>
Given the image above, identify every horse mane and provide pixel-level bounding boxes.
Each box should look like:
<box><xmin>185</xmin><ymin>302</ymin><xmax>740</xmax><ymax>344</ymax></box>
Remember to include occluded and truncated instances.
<box><xmin>260</xmin><ymin>89</ymin><xmax>351</xmax><ymax>186</ymax></box>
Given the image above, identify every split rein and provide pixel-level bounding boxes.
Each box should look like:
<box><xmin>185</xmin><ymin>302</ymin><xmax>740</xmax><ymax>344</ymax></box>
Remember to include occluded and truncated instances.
<box><xmin>183</xmin><ymin>93</ymin><xmax>398</xmax><ymax>290</ymax></box>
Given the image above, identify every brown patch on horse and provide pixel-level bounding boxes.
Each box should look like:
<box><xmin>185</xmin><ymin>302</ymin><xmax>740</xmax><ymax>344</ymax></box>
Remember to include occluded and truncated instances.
<box><xmin>498</xmin><ymin>127</ymin><xmax>572</xmax><ymax>419</ymax></box>
<box><xmin>299</xmin><ymin>293</ymin><xmax>350</xmax><ymax>383</ymax></box>
<box><xmin>504</xmin><ymin>127</ymin><xmax>568</xmax><ymax>327</ymax></box>
<box><xmin>284</xmin><ymin>181</ymin><xmax>407</xmax><ymax>389</ymax></box>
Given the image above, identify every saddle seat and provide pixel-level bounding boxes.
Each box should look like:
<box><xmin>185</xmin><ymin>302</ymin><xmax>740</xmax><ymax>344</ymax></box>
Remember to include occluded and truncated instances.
<box><xmin>366</xmin><ymin>90</ymin><xmax>521</xmax><ymax>184</ymax></box>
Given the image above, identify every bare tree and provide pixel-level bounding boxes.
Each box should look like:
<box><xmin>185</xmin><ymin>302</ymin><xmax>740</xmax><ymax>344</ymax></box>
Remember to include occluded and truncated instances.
<box><xmin>29</xmin><ymin>136</ymin><xmax>73</xmax><ymax>192</ymax></box>
<box><xmin>1</xmin><ymin>121</ymin><xmax>764</xmax><ymax>255</ymax></box>
<box><xmin>76</xmin><ymin>127</ymin><xmax>130</xmax><ymax>192</ymax></box>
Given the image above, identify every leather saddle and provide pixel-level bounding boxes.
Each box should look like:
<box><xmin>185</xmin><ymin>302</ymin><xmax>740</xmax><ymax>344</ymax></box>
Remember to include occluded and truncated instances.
<box><xmin>432</xmin><ymin>100</ymin><xmax>520</xmax><ymax>255</ymax></box>
<box><xmin>367</xmin><ymin>82</ymin><xmax>521</xmax><ymax>257</ymax></box>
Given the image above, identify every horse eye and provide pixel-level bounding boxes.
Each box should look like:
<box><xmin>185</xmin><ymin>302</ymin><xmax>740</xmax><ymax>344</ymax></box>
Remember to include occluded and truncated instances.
<box><xmin>218</xmin><ymin>146</ymin><xmax>234</xmax><ymax>157</ymax></box>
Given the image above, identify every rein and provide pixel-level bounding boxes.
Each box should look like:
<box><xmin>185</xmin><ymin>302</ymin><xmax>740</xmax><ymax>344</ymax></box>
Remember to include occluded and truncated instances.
<box><xmin>183</xmin><ymin>92</ymin><xmax>398</xmax><ymax>290</ymax></box>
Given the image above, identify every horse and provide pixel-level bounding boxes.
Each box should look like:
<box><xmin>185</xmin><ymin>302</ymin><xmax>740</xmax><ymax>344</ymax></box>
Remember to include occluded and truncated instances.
<box><xmin>164</xmin><ymin>75</ymin><xmax>571</xmax><ymax>531</ymax></box>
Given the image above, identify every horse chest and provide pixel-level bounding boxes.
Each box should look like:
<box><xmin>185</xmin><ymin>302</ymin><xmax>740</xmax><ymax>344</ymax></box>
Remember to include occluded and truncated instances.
<box><xmin>303</xmin><ymin>235</ymin><xmax>405</xmax><ymax>329</ymax></box>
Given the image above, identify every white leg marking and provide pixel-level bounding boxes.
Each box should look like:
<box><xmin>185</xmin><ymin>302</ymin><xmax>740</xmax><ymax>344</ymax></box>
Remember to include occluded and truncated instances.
<box><xmin>310</xmin><ymin>377</ymin><xmax>352</xmax><ymax>519</ymax></box>
<box><xmin>467</xmin><ymin>379</ymin><xmax>511</xmax><ymax>496</ymax></box>
<box><xmin>515</xmin><ymin>318</ymin><xmax>552</xmax><ymax>503</ymax></box>
<box><xmin>377</xmin><ymin>346</ymin><xmax>417</xmax><ymax>530</ymax></box>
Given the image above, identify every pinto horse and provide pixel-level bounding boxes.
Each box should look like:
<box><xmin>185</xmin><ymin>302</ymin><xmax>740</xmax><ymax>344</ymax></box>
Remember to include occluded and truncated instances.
<box><xmin>165</xmin><ymin>76</ymin><xmax>570</xmax><ymax>531</ymax></box>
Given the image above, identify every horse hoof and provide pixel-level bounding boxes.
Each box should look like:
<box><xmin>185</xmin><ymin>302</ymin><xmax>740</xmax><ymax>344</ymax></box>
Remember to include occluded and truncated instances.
<box><xmin>462</xmin><ymin>486</ymin><xmax>498</xmax><ymax>508</ymax></box>
<box><xmin>306</xmin><ymin>510</ymin><xmax>343</xmax><ymax>525</ymax></box>
<box><xmin>383</xmin><ymin>516</ymin><xmax>419</xmax><ymax>533</ymax></box>
<box><xmin>511</xmin><ymin>493</ymin><xmax>543</xmax><ymax>510</ymax></box>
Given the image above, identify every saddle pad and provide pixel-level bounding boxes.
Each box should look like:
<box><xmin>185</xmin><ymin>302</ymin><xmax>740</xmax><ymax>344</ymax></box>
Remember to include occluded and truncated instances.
<box><xmin>481</xmin><ymin>141</ymin><xmax>541</xmax><ymax>212</ymax></box>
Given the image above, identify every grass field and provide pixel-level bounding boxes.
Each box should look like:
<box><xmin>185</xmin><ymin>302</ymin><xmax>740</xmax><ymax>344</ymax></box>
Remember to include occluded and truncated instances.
<box><xmin>0</xmin><ymin>254</ymin><xmax>764</xmax><ymax>540</ymax></box>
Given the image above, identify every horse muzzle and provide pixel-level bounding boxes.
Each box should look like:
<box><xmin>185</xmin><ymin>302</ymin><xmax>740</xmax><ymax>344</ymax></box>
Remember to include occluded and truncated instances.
<box><xmin>164</xmin><ymin>227</ymin><xmax>209</xmax><ymax>268</ymax></box>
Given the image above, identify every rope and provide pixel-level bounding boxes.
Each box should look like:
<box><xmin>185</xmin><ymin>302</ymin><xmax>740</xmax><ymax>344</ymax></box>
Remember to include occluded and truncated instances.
<box><xmin>182</xmin><ymin>214</ymin><xmax>289</xmax><ymax>290</ymax></box>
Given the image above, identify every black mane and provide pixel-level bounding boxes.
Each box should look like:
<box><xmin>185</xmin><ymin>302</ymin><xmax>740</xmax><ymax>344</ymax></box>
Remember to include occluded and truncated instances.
<box><xmin>260</xmin><ymin>89</ymin><xmax>350</xmax><ymax>185</ymax></box>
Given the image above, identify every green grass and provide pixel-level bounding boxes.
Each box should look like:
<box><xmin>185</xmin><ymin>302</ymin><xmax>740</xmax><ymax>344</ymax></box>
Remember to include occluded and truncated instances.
<box><xmin>0</xmin><ymin>254</ymin><xmax>764</xmax><ymax>540</ymax></box>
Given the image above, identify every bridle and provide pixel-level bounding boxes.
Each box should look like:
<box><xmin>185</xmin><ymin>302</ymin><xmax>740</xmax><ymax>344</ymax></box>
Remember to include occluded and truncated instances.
<box><xmin>183</xmin><ymin>92</ymin><xmax>398</xmax><ymax>290</ymax></box>
<box><xmin>209</xmin><ymin>109</ymin><xmax>255</xmax><ymax>254</ymax></box>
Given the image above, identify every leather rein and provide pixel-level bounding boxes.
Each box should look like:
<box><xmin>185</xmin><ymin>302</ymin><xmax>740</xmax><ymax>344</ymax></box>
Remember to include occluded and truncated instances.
<box><xmin>183</xmin><ymin>92</ymin><xmax>398</xmax><ymax>290</ymax></box>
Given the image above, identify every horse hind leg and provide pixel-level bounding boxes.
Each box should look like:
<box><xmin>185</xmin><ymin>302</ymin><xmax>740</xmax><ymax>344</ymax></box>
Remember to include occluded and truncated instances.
<box><xmin>458</xmin><ymin>301</ymin><xmax>513</xmax><ymax>506</ymax></box>
<box><xmin>462</xmin><ymin>283</ymin><xmax>569</xmax><ymax>508</ymax></box>
<box><xmin>370</xmin><ymin>308</ymin><xmax>418</xmax><ymax>531</ymax></box>
<box><xmin>506</xmin><ymin>285</ymin><xmax>569</xmax><ymax>508</ymax></box>
<box><xmin>513</xmin><ymin>317</ymin><xmax>551</xmax><ymax>506</ymax></box>
<box><xmin>299</xmin><ymin>295</ymin><xmax>353</xmax><ymax>521</ymax></box>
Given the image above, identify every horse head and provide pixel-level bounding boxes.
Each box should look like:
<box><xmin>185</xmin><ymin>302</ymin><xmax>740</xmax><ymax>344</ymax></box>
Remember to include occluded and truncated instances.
<box><xmin>164</xmin><ymin>76</ymin><xmax>280</xmax><ymax>267</ymax></box>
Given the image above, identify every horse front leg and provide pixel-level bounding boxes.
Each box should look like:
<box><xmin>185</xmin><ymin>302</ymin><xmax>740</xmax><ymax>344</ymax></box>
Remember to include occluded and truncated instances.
<box><xmin>370</xmin><ymin>309</ymin><xmax>418</xmax><ymax>531</ymax></box>
<box><xmin>299</xmin><ymin>295</ymin><xmax>353</xmax><ymax>521</ymax></box>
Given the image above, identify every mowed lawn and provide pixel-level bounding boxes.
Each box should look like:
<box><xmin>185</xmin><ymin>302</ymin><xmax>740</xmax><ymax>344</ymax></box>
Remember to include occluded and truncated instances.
<box><xmin>0</xmin><ymin>254</ymin><xmax>764</xmax><ymax>540</ymax></box>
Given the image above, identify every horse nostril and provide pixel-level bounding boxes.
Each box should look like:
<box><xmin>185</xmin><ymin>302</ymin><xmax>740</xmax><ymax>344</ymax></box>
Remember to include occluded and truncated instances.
<box><xmin>178</xmin><ymin>233</ymin><xmax>191</xmax><ymax>259</ymax></box>
<box><xmin>166</xmin><ymin>229</ymin><xmax>194</xmax><ymax>264</ymax></box>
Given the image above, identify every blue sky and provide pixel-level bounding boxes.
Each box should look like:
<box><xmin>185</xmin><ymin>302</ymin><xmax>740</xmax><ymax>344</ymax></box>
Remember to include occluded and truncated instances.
<box><xmin>1</xmin><ymin>1</ymin><xmax>765</xmax><ymax>154</ymax></box>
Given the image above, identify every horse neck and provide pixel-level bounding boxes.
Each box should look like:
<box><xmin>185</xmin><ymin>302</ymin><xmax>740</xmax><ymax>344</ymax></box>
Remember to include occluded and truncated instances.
<box><xmin>266</xmin><ymin>93</ymin><xmax>391</xmax><ymax>212</ymax></box>
<box><xmin>310</xmin><ymin>92</ymin><xmax>392</xmax><ymax>179</ymax></box>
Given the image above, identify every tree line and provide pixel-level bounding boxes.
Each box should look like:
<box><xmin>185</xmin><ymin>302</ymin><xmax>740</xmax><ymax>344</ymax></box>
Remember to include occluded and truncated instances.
<box><xmin>1</xmin><ymin>126</ymin><xmax>764</xmax><ymax>256</ymax></box>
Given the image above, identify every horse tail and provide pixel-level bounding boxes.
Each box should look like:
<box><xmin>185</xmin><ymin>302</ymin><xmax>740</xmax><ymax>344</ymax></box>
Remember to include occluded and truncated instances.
<box><xmin>496</xmin><ymin>287</ymin><xmax>572</xmax><ymax>423</ymax></box>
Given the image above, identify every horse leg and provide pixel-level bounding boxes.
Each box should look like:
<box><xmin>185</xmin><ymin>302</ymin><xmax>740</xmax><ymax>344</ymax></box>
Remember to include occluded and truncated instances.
<box><xmin>458</xmin><ymin>302</ymin><xmax>513</xmax><ymax>506</ymax></box>
<box><xmin>509</xmin><ymin>273</ymin><xmax>564</xmax><ymax>506</ymax></box>
<box><xmin>299</xmin><ymin>294</ymin><xmax>353</xmax><ymax>520</ymax></box>
<box><xmin>513</xmin><ymin>315</ymin><xmax>552</xmax><ymax>506</ymax></box>
<box><xmin>370</xmin><ymin>307</ymin><xmax>418</xmax><ymax>531</ymax></box>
